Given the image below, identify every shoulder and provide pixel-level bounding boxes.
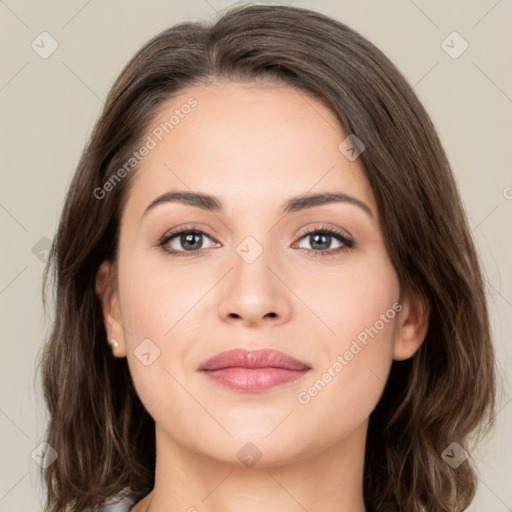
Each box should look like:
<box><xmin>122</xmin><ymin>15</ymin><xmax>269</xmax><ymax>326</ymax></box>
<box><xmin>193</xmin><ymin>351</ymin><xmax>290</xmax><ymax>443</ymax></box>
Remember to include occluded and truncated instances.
<box><xmin>95</xmin><ymin>489</ymin><xmax>141</xmax><ymax>512</ymax></box>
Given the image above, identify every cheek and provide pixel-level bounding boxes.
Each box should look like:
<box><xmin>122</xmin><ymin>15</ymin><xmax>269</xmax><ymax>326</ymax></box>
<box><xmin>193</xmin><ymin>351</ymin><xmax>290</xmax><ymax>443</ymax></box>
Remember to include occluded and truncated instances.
<box><xmin>298</xmin><ymin>253</ymin><xmax>399</xmax><ymax>413</ymax></box>
<box><xmin>118</xmin><ymin>248</ymin><xmax>203</xmax><ymax>339</ymax></box>
<box><xmin>294</xmin><ymin>316</ymin><xmax>396</xmax><ymax>447</ymax></box>
<box><xmin>117</xmin><ymin>251</ymin><xmax>206</xmax><ymax>423</ymax></box>
<box><xmin>318</xmin><ymin>250</ymin><xmax>400</xmax><ymax>345</ymax></box>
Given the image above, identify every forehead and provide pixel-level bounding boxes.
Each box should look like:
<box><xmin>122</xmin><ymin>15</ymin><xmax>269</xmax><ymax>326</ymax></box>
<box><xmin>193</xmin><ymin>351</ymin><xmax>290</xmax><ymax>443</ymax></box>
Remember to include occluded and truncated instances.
<box><xmin>121</xmin><ymin>80</ymin><xmax>377</xmax><ymax>223</ymax></box>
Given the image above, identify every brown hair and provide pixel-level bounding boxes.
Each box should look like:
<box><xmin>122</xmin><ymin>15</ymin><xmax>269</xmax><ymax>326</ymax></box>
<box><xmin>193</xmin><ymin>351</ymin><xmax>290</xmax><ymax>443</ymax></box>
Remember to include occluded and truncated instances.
<box><xmin>37</xmin><ymin>4</ymin><xmax>497</xmax><ymax>511</ymax></box>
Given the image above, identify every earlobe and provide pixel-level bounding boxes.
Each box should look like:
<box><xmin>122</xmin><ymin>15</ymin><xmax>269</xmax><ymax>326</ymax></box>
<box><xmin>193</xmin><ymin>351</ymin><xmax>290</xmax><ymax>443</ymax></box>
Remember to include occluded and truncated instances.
<box><xmin>392</xmin><ymin>290</ymin><xmax>431</xmax><ymax>361</ymax></box>
<box><xmin>95</xmin><ymin>261</ymin><xmax>127</xmax><ymax>357</ymax></box>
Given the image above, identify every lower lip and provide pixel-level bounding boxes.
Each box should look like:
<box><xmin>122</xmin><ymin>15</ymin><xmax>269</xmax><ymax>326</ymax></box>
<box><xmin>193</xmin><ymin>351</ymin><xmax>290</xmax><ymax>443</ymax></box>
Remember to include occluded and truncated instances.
<box><xmin>201</xmin><ymin>367</ymin><xmax>311</xmax><ymax>391</ymax></box>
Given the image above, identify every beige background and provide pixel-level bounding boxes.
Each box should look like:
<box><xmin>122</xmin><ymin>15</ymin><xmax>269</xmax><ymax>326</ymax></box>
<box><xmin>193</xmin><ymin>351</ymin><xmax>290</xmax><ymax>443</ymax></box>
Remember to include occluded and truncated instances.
<box><xmin>1</xmin><ymin>1</ymin><xmax>511</xmax><ymax>510</ymax></box>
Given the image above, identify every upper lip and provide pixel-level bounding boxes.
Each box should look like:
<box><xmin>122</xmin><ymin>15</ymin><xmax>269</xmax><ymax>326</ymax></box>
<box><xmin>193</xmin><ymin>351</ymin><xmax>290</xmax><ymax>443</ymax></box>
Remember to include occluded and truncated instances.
<box><xmin>198</xmin><ymin>348</ymin><xmax>311</xmax><ymax>371</ymax></box>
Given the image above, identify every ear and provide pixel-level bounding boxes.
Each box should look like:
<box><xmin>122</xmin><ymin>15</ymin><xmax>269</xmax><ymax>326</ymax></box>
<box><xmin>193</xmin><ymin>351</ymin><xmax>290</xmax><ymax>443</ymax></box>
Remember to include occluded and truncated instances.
<box><xmin>95</xmin><ymin>260</ymin><xmax>127</xmax><ymax>357</ymax></box>
<box><xmin>393</xmin><ymin>288</ymin><xmax>431</xmax><ymax>361</ymax></box>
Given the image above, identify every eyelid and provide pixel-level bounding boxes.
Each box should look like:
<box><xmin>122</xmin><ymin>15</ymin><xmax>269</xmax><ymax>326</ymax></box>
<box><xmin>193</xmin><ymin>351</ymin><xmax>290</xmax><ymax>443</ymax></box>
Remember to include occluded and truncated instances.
<box><xmin>158</xmin><ymin>223</ymin><xmax>352</xmax><ymax>244</ymax></box>
<box><xmin>157</xmin><ymin>224</ymin><xmax>219</xmax><ymax>250</ymax></box>
<box><xmin>294</xmin><ymin>223</ymin><xmax>353</xmax><ymax>243</ymax></box>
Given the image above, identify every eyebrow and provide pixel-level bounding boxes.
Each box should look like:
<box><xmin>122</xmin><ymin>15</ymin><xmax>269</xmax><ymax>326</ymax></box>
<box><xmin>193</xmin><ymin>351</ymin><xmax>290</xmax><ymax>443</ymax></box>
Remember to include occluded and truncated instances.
<box><xmin>142</xmin><ymin>190</ymin><xmax>374</xmax><ymax>220</ymax></box>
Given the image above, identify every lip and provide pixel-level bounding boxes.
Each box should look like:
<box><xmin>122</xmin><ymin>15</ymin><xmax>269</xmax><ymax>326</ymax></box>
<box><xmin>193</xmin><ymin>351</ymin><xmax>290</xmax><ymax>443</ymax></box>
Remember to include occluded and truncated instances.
<box><xmin>198</xmin><ymin>348</ymin><xmax>312</xmax><ymax>392</ymax></box>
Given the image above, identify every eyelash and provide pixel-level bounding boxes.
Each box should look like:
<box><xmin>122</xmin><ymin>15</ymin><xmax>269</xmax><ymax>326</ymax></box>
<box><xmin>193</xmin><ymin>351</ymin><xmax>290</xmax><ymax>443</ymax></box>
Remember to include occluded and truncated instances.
<box><xmin>157</xmin><ymin>224</ymin><xmax>355</xmax><ymax>258</ymax></box>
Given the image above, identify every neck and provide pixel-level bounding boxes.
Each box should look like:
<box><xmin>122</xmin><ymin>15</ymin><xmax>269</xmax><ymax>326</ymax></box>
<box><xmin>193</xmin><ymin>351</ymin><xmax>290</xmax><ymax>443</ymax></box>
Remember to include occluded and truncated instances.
<box><xmin>140</xmin><ymin>420</ymin><xmax>368</xmax><ymax>512</ymax></box>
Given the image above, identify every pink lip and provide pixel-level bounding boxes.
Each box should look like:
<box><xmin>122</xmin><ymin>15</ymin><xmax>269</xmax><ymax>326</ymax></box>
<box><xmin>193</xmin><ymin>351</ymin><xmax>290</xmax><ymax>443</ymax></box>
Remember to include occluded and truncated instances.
<box><xmin>198</xmin><ymin>348</ymin><xmax>312</xmax><ymax>392</ymax></box>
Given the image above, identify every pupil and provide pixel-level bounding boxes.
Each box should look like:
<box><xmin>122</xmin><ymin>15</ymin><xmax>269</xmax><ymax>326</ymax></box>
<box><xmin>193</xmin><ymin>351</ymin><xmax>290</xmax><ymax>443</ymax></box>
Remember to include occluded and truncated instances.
<box><xmin>311</xmin><ymin>233</ymin><xmax>329</xmax><ymax>250</ymax></box>
<box><xmin>182</xmin><ymin>233</ymin><xmax>201</xmax><ymax>250</ymax></box>
<box><xmin>178</xmin><ymin>233</ymin><xmax>333</xmax><ymax>252</ymax></box>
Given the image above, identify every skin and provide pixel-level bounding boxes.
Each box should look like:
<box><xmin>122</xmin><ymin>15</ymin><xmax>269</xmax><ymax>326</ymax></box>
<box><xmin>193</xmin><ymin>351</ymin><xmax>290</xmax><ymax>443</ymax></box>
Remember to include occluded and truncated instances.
<box><xmin>96</xmin><ymin>80</ymin><xmax>430</xmax><ymax>512</ymax></box>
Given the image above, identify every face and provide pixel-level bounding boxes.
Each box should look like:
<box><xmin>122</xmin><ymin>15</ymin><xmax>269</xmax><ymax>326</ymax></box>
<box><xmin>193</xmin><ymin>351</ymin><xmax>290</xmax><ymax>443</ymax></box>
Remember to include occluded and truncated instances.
<box><xmin>96</xmin><ymin>80</ymin><xmax>426</xmax><ymax>468</ymax></box>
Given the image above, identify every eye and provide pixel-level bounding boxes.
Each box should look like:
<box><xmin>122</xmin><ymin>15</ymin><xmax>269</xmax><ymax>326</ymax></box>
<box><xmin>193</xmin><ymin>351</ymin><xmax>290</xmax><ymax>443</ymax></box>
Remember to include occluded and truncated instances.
<box><xmin>157</xmin><ymin>224</ymin><xmax>355</xmax><ymax>258</ymax></box>
<box><xmin>157</xmin><ymin>225</ymin><xmax>218</xmax><ymax>257</ymax></box>
<box><xmin>293</xmin><ymin>225</ymin><xmax>355</xmax><ymax>257</ymax></box>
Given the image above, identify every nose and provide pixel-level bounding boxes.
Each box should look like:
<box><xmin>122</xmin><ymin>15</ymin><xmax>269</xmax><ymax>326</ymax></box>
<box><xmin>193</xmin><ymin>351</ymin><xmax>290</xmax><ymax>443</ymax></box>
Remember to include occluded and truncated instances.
<box><xmin>217</xmin><ymin>248</ymin><xmax>293</xmax><ymax>328</ymax></box>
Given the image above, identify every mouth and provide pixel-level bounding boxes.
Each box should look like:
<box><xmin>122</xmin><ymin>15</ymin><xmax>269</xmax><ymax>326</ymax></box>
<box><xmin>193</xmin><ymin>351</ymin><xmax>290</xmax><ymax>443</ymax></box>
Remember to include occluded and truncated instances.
<box><xmin>198</xmin><ymin>348</ymin><xmax>312</xmax><ymax>392</ymax></box>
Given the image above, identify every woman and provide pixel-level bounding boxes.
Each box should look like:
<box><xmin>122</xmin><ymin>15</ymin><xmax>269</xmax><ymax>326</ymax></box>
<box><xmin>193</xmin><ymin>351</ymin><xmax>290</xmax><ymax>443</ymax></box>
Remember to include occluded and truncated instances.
<box><xmin>38</xmin><ymin>4</ymin><xmax>496</xmax><ymax>511</ymax></box>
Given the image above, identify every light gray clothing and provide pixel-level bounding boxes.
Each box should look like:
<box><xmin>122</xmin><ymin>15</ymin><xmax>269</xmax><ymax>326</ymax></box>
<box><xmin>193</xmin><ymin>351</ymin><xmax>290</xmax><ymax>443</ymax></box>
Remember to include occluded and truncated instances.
<box><xmin>96</xmin><ymin>490</ymin><xmax>141</xmax><ymax>511</ymax></box>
